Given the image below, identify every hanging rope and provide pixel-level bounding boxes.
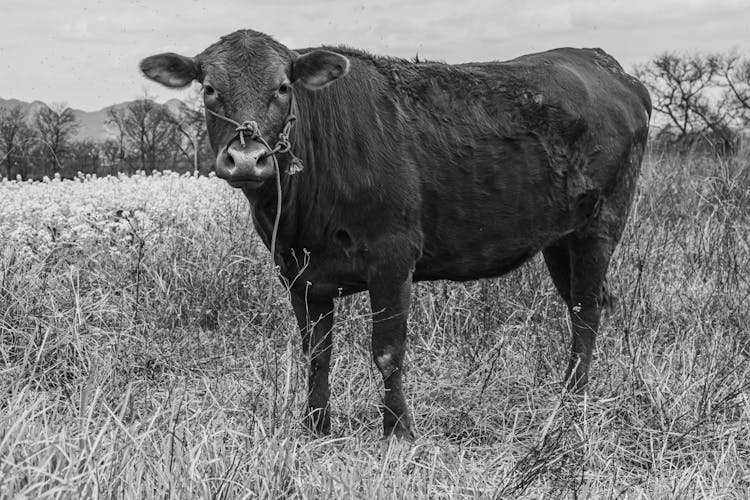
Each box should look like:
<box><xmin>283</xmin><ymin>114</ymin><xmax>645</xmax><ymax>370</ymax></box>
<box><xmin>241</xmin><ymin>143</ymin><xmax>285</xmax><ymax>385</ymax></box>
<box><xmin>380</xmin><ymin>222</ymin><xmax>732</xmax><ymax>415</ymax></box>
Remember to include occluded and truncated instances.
<box><xmin>205</xmin><ymin>100</ymin><xmax>303</xmax><ymax>267</ymax></box>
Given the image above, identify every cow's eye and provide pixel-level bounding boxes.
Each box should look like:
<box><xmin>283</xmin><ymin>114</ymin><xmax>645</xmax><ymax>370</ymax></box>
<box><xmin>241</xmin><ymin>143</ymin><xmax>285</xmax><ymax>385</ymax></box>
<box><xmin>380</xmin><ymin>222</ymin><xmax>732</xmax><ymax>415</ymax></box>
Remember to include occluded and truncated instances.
<box><xmin>203</xmin><ymin>85</ymin><xmax>216</xmax><ymax>96</ymax></box>
<box><xmin>278</xmin><ymin>83</ymin><xmax>290</xmax><ymax>94</ymax></box>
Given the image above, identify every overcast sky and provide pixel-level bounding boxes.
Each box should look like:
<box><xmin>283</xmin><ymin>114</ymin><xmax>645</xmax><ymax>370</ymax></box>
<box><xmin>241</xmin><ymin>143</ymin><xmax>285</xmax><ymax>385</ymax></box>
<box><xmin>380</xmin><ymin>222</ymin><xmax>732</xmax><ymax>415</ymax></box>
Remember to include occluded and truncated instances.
<box><xmin>2</xmin><ymin>0</ymin><xmax>748</xmax><ymax>111</ymax></box>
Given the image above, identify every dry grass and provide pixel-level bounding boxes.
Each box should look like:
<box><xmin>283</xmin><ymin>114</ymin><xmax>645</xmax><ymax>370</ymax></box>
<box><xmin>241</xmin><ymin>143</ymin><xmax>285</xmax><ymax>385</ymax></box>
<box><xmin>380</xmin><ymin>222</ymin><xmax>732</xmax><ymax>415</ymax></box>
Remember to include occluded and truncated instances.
<box><xmin>1</xmin><ymin>150</ymin><xmax>749</xmax><ymax>499</ymax></box>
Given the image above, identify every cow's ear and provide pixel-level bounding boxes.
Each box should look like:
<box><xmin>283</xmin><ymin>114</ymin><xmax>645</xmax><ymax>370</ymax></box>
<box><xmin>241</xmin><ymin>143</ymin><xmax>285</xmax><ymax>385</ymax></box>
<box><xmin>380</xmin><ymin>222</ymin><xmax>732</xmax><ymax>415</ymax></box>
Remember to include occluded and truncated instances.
<box><xmin>140</xmin><ymin>53</ymin><xmax>198</xmax><ymax>88</ymax></box>
<box><xmin>291</xmin><ymin>50</ymin><xmax>350</xmax><ymax>90</ymax></box>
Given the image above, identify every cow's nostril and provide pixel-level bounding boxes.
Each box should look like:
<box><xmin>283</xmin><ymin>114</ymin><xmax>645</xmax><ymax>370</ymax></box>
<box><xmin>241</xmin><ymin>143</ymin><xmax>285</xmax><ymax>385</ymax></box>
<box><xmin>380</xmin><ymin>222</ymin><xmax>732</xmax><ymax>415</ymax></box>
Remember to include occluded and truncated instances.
<box><xmin>219</xmin><ymin>141</ymin><xmax>275</xmax><ymax>182</ymax></box>
<box><xmin>258</xmin><ymin>154</ymin><xmax>275</xmax><ymax>172</ymax></box>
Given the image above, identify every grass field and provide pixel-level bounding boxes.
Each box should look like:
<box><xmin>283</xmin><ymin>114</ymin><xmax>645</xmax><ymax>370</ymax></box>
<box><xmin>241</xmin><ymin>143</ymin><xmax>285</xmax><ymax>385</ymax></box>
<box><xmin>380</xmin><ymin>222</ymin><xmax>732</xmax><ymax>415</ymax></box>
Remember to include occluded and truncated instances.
<box><xmin>1</xmin><ymin>150</ymin><xmax>749</xmax><ymax>499</ymax></box>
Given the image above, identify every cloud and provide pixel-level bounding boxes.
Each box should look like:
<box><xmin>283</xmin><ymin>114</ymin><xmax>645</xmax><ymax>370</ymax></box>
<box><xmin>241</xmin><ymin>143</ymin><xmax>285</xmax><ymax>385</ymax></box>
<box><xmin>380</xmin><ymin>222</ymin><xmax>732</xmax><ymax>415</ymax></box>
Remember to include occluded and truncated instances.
<box><xmin>1</xmin><ymin>0</ymin><xmax>748</xmax><ymax>110</ymax></box>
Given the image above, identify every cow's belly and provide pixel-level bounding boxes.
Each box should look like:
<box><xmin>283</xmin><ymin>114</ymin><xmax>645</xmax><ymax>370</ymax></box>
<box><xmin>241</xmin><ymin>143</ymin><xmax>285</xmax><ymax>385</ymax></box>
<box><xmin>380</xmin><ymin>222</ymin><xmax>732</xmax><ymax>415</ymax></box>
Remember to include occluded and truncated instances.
<box><xmin>415</xmin><ymin>246</ymin><xmax>535</xmax><ymax>282</ymax></box>
<box><xmin>283</xmin><ymin>219</ymin><xmax>570</xmax><ymax>298</ymax></box>
<box><xmin>414</xmin><ymin>224</ymin><xmax>569</xmax><ymax>282</ymax></box>
<box><xmin>414</xmin><ymin>182</ymin><xmax>574</xmax><ymax>281</ymax></box>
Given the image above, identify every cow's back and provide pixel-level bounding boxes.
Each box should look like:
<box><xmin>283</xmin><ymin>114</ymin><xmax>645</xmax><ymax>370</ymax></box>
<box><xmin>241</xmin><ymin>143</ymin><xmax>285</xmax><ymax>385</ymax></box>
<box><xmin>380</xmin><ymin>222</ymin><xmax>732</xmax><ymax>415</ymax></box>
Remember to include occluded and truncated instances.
<box><xmin>458</xmin><ymin>47</ymin><xmax>651</xmax><ymax>166</ymax></box>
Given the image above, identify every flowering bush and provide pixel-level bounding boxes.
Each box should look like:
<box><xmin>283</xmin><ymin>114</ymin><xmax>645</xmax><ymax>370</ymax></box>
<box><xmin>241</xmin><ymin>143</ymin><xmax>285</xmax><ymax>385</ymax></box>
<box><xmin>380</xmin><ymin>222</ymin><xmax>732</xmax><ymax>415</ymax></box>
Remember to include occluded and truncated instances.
<box><xmin>1</xmin><ymin>171</ymin><xmax>236</xmax><ymax>262</ymax></box>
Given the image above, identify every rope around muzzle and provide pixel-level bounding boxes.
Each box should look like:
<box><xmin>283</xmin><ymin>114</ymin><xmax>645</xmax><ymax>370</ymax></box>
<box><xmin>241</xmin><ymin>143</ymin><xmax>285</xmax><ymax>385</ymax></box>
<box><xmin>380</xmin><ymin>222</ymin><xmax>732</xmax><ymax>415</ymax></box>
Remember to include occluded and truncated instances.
<box><xmin>206</xmin><ymin>105</ymin><xmax>304</xmax><ymax>268</ymax></box>
<box><xmin>205</xmin><ymin>106</ymin><xmax>304</xmax><ymax>176</ymax></box>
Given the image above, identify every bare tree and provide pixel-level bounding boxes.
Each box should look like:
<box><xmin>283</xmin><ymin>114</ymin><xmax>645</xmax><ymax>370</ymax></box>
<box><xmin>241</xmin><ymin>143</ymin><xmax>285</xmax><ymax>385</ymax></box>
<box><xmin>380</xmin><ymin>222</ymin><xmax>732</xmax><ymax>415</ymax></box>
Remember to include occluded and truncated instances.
<box><xmin>716</xmin><ymin>53</ymin><xmax>750</xmax><ymax>127</ymax></box>
<box><xmin>99</xmin><ymin>138</ymin><xmax>122</xmax><ymax>175</ymax></box>
<box><xmin>0</xmin><ymin>105</ymin><xmax>33</xmax><ymax>180</ymax></box>
<box><xmin>634</xmin><ymin>53</ymin><xmax>728</xmax><ymax>146</ymax></box>
<box><xmin>33</xmin><ymin>103</ymin><xmax>80</xmax><ymax>175</ymax></box>
<box><xmin>167</xmin><ymin>89</ymin><xmax>209</xmax><ymax>174</ymax></box>
<box><xmin>105</xmin><ymin>105</ymin><xmax>129</xmax><ymax>172</ymax></box>
<box><xmin>117</xmin><ymin>98</ymin><xmax>177</xmax><ymax>172</ymax></box>
<box><xmin>69</xmin><ymin>140</ymin><xmax>101</xmax><ymax>175</ymax></box>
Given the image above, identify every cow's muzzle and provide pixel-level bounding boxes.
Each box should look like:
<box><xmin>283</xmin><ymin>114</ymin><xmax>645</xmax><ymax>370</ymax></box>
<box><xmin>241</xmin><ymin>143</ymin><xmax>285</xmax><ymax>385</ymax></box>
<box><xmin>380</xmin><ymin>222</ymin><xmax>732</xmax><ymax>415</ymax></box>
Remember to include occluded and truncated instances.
<box><xmin>216</xmin><ymin>140</ymin><xmax>275</xmax><ymax>188</ymax></box>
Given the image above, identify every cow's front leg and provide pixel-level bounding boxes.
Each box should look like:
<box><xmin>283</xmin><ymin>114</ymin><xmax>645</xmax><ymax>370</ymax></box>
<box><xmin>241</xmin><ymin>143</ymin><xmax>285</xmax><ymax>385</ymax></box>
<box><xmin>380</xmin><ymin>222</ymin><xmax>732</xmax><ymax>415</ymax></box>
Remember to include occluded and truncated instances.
<box><xmin>291</xmin><ymin>293</ymin><xmax>334</xmax><ymax>435</ymax></box>
<box><xmin>368</xmin><ymin>261</ymin><xmax>415</xmax><ymax>440</ymax></box>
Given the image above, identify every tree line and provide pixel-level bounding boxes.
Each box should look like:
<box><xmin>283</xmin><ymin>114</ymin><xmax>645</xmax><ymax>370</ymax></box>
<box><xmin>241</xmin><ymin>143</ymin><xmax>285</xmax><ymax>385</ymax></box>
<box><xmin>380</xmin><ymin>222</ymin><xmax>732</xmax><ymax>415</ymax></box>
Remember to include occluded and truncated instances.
<box><xmin>2</xmin><ymin>50</ymin><xmax>750</xmax><ymax>181</ymax></box>
<box><xmin>635</xmin><ymin>51</ymin><xmax>750</xmax><ymax>152</ymax></box>
<box><xmin>0</xmin><ymin>91</ymin><xmax>212</xmax><ymax>181</ymax></box>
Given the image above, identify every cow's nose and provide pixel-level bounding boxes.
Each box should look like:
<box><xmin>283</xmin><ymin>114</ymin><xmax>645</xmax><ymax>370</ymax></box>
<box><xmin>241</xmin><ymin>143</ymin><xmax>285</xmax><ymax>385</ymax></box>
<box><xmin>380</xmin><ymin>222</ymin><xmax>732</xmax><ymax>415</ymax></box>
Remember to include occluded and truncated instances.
<box><xmin>216</xmin><ymin>141</ymin><xmax>275</xmax><ymax>185</ymax></box>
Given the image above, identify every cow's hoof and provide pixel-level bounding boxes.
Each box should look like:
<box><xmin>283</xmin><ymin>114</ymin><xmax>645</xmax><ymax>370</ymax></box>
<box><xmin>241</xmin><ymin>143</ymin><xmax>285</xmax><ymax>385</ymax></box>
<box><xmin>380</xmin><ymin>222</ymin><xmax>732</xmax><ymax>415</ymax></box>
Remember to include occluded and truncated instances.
<box><xmin>391</xmin><ymin>425</ymin><xmax>416</xmax><ymax>442</ymax></box>
<box><xmin>304</xmin><ymin>409</ymin><xmax>331</xmax><ymax>436</ymax></box>
<box><xmin>564</xmin><ymin>363</ymin><xmax>589</xmax><ymax>394</ymax></box>
<box><xmin>384</xmin><ymin>419</ymin><xmax>415</xmax><ymax>441</ymax></box>
<box><xmin>564</xmin><ymin>373</ymin><xmax>588</xmax><ymax>394</ymax></box>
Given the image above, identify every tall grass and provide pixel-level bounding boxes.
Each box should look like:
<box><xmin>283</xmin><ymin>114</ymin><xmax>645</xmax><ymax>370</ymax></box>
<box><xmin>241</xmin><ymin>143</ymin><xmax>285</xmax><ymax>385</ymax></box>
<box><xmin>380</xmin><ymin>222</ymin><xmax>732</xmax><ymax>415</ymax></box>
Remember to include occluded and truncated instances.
<box><xmin>0</xmin><ymin>150</ymin><xmax>748</xmax><ymax>498</ymax></box>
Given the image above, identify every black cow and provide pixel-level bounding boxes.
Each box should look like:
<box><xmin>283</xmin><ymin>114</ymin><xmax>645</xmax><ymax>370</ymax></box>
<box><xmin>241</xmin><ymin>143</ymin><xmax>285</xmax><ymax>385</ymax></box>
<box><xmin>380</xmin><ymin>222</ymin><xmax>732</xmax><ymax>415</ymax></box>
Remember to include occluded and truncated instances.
<box><xmin>141</xmin><ymin>29</ymin><xmax>651</xmax><ymax>439</ymax></box>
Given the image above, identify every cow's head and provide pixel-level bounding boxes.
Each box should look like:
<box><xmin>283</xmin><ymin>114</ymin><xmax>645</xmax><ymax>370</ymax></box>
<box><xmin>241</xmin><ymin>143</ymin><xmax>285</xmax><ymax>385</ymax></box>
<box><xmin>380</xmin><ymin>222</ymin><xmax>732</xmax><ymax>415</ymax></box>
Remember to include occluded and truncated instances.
<box><xmin>140</xmin><ymin>30</ymin><xmax>350</xmax><ymax>189</ymax></box>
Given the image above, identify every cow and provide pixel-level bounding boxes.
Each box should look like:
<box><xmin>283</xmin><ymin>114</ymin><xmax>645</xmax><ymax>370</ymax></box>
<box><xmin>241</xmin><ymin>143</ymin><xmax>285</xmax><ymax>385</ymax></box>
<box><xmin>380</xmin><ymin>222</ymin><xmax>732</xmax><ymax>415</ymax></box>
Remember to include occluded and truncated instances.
<box><xmin>140</xmin><ymin>29</ymin><xmax>651</xmax><ymax>440</ymax></box>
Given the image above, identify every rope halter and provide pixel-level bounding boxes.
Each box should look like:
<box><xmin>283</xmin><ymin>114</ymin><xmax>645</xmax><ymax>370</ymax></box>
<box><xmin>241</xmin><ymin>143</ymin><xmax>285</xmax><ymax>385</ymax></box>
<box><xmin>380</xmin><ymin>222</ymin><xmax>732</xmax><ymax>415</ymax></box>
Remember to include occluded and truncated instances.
<box><xmin>205</xmin><ymin>105</ymin><xmax>304</xmax><ymax>175</ymax></box>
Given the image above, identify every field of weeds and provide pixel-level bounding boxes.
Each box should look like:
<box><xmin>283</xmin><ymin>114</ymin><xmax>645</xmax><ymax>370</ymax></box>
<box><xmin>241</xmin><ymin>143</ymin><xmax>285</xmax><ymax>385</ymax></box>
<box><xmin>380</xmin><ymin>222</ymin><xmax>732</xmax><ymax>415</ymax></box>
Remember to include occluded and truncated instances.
<box><xmin>1</xmin><ymin>151</ymin><xmax>749</xmax><ymax>499</ymax></box>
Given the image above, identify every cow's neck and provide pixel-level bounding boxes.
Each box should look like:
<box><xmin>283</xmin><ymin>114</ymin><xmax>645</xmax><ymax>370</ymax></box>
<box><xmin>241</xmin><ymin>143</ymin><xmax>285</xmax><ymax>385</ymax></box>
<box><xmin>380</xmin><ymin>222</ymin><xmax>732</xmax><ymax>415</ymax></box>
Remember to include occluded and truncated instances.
<box><xmin>245</xmin><ymin>58</ymin><xmax>402</xmax><ymax>267</ymax></box>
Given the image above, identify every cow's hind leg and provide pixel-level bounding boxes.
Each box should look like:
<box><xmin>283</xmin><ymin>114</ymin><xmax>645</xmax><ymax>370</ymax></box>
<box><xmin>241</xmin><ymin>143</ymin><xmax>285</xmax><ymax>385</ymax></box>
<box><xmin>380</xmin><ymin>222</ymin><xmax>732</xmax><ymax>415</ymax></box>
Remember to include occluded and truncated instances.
<box><xmin>291</xmin><ymin>294</ymin><xmax>334</xmax><ymax>435</ymax></box>
<box><xmin>543</xmin><ymin>237</ymin><xmax>573</xmax><ymax>308</ymax></box>
<box><xmin>564</xmin><ymin>234</ymin><xmax>615</xmax><ymax>391</ymax></box>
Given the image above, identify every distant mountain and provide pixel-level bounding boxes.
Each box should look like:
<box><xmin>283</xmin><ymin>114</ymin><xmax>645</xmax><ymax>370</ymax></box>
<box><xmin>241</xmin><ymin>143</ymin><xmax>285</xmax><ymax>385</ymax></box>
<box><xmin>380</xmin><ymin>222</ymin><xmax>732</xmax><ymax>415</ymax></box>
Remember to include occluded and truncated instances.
<box><xmin>0</xmin><ymin>98</ymin><xmax>48</xmax><ymax>123</ymax></box>
<box><xmin>0</xmin><ymin>97</ymin><xmax>190</xmax><ymax>142</ymax></box>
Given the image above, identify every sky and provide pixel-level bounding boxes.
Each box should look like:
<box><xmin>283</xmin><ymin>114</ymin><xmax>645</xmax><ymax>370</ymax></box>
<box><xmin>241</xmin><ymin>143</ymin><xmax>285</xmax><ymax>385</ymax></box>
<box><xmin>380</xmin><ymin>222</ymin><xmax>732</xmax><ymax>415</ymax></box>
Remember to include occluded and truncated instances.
<box><xmin>2</xmin><ymin>0</ymin><xmax>749</xmax><ymax>111</ymax></box>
